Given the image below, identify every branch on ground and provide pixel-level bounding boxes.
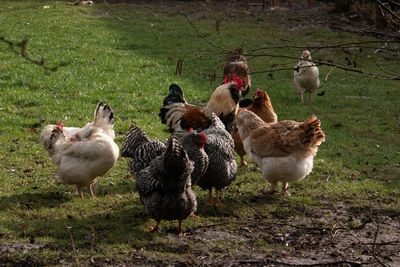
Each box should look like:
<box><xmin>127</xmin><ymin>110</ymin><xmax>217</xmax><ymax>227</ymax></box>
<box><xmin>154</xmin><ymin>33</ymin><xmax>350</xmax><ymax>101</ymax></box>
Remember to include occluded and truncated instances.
<box><xmin>0</xmin><ymin>36</ymin><xmax>70</xmax><ymax>72</ymax></box>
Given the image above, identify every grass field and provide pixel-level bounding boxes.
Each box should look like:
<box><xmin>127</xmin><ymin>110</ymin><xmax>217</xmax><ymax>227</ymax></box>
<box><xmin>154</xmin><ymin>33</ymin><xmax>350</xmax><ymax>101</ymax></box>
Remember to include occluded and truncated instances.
<box><xmin>0</xmin><ymin>0</ymin><xmax>399</xmax><ymax>265</ymax></box>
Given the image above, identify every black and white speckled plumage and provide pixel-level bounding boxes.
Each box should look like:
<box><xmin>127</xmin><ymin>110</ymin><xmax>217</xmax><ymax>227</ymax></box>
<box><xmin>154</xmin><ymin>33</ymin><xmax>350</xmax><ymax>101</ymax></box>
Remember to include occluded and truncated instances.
<box><xmin>135</xmin><ymin>137</ymin><xmax>196</xmax><ymax>222</ymax></box>
<box><xmin>181</xmin><ymin>132</ymin><xmax>209</xmax><ymax>185</ymax></box>
<box><xmin>121</xmin><ymin>125</ymin><xmax>166</xmax><ymax>174</ymax></box>
<box><xmin>197</xmin><ymin>114</ymin><xmax>237</xmax><ymax>191</ymax></box>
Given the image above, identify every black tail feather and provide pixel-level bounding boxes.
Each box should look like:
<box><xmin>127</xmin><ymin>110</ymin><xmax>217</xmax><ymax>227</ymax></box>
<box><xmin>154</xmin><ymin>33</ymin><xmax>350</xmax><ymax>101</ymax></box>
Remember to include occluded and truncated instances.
<box><xmin>163</xmin><ymin>84</ymin><xmax>186</xmax><ymax>106</ymax></box>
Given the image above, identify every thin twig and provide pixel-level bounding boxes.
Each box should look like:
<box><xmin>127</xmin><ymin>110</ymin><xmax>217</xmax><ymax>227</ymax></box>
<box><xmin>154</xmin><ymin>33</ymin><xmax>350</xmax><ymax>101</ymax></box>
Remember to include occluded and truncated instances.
<box><xmin>183</xmin><ymin>13</ymin><xmax>229</xmax><ymax>53</ymax></box>
<box><xmin>246</xmin><ymin>40</ymin><xmax>400</xmax><ymax>53</ymax></box>
<box><xmin>324</xmin><ymin>66</ymin><xmax>336</xmax><ymax>82</ymax></box>
<box><xmin>375</xmin><ymin>0</ymin><xmax>400</xmax><ymax>22</ymax></box>
<box><xmin>64</xmin><ymin>221</ymin><xmax>80</xmax><ymax>266</ymax></box>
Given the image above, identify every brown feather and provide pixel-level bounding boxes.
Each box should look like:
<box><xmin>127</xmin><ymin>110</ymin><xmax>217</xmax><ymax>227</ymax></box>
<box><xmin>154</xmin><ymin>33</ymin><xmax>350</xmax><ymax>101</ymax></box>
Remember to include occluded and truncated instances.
<box><xmin>249</xmin><ymin>115</ymin><xmax>325</xmax><ymax>158</ymax></box>
<box><xmin>247</xmin><ymin>89</ymin><xmax>277</xmax><ymax>123</ymax></box>
<box><xmin>182</xmin><ymin>105</ymin><xmax>208</xmax><ymax>129</ymax></box>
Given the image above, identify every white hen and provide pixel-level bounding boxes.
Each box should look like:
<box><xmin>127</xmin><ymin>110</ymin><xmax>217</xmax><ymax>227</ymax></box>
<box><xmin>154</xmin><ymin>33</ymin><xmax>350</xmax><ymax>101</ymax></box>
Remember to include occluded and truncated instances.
<box><xmin>294</xmin><ymin>50</ymin><xmax>320</xmax><ymax>103</ymax></box>
<box><xmin>40</xmin><ymin>102</ymin><xmax>119</xmax><ymax>198</ymax></box>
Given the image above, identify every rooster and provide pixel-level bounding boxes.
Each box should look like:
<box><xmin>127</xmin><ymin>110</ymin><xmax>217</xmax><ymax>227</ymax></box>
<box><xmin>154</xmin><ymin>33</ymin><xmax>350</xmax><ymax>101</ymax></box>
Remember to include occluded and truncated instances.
<box><xmin>232</xmin><ymin>89</ymin><xmax>278</xmax><ymax>166</ymax></box>
<box><xmin>159</xmin><ymin>78</ymin><xmax>243</xmax><ymax>136</ymax></box>
<box><xmin>294</xmin><ymin>50</ymin><xmax>320</xmax><ymax>103</ymax></box>
<box><xmin>135</xmin><ymin>137</ymin><xmax>197</xmax><ymax>236</ymax></box>
<box><xmin>40</xmin><ymin>102</ymin><xmax>119</xmax><ymax>198</ymax></box>
<box><xmin>197</xmin><ymin>114</ymin><xmax>237</xmax><ymax>206</ymax></box>
<box><xmin>235</xmin><ymin>110</ymin><xmax>325</xmax><ymax>195</ymax></box>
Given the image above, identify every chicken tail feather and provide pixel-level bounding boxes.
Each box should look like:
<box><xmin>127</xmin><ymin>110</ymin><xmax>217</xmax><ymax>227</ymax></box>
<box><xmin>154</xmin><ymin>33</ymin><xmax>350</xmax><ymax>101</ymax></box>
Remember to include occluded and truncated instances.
<box><xmin>93</xmin><ymin>102</ymin><xmax>115</xmax><ymax>132</ymax></box>
<box><xmin>163</xmin><ymin>138</ymin><xmax>193</xmax><ymax>183</ymax></box>
<box><xmin>121</xmin><ymin>125</ymin><xmax>150</xmax><ymax>158</ymax></box>
<box><xmin>163</xmin><ymin>84</ymin><xmax>186</xmax><ymax>106</ymax></box>
<box><xmin>300</xmin><ymin>115</ymin><xmax>325</xmax><ymax>148</ymax></box>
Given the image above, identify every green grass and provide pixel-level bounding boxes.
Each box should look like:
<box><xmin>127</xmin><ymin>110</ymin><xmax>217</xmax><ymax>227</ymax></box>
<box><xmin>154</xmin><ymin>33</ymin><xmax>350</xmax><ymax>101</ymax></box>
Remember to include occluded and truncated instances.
<box><xmin>0</xmin><ymin>0</ymin><xmax>399</xmax><ymax>265</ymax></box>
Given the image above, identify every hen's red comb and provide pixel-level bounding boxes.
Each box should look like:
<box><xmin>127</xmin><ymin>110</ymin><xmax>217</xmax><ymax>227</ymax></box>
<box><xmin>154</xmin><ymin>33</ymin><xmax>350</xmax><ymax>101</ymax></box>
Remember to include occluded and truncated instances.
<box><xmin>224</xmin><ymin>75</ymin><xmax>243</xmax><ymax>88</ymax></box>
<box><xmin>187</xmin><ymin>128</ymin><xmax>193</xmax><ymax>133</ymax></box>
<box><xmin>57</xmin><ymin>122</ymin><xmax>64</xmax><ymax>130</ymax></box>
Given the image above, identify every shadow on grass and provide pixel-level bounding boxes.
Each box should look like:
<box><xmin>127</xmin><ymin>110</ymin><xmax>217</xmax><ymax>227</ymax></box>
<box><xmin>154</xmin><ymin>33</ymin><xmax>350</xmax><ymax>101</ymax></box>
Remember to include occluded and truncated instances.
<box><xmin>0</xmin><ymin>191</ymin><xmax>72</xmax><ymax>210</ymax></box>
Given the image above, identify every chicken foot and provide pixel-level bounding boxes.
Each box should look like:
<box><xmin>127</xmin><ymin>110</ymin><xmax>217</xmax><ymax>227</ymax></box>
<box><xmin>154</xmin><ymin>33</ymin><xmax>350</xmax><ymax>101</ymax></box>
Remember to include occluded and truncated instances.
<box><xmin>87</xmin><ymin>178</ymin><xmax>99</xmax><ymax>198</ymax></box>
<box><xmin>148</xmin><ymin>220</ymin><xmax>161</xmax><ymax>233</ymax></box>
<box><xmin>240</xmin><ymin>156</ymin><xmax>247</xmax><ymax>167</ymax></box>
<box><xmin>214</xmin><ymin>190</ymin><xmax>226</xmax><ymax>207</ymax></box>
<box><xmin>281</xmin><ymin>182</ymin><xmax>291</xmax><ymax>196</ymax></box>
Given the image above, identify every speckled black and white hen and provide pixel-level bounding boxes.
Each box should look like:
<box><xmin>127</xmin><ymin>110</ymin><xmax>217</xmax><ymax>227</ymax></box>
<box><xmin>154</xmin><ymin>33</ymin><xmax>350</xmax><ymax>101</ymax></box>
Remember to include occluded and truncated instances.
<box><xmin>197</xmin><ymin>113</ymin><xmax>237</xmax><ymax>206</ymax></box>
<box><xmin>121</xmin><ymin>125</ymin><xmax>208</xmax><ymax>186</ymax></box>
<box><xmin>121</xmin><ymin>125</ymin><xmax>166</xmax><ymax>175</ymax></box>
<box><xmin>135</xmin><ymin>137</ymin><xmax>197</xmax><ymax>236</ymax></box>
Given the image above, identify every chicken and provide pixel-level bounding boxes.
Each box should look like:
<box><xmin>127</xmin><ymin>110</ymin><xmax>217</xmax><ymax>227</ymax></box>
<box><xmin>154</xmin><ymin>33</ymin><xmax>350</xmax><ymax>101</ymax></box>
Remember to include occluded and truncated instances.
<box><xmin>197</xmin><ymin>114</ymin><xmax>237</xmax><ymax>206</ymax></box>
<box><xmin>235</xmin><ymin>110</ymin><xmax>325</xmax><ymax>195</ymax></box>
<box><xmin>223</xmin><ymin>50</ymin><xmax>251</xmax><ymax>97</ymax></box>
<box><xmin>232</xmin><ymin>89</ymin><xmax>278</xmax><ymax>166</ymax></box>
<box><xmin>40</xmin><ymin>102</ymin><xmax>119</xmax><ymax>198</ymax></box>
<box><xmin>135</xmin><ymin>137</ymin><xmax>197</xmax><ymax>236</ymax></box>
<box><xmin>294</xmin><ymin>50</ymin><xmax>320</xmax><ymax>103</ymax></box>
<box><xmin>121</xmin><ymin>125</ymin><xmax>208</xmax><ymax>186</ymax></box>
<box><xmin>159</xmin><ymin>78</ymin><xmax>243</xmax><ymax>136</ymax></box>
<box><xmin>120</xmin><ymin>125</ymin><xmax>166</xmax><ymax>175</ymax></box>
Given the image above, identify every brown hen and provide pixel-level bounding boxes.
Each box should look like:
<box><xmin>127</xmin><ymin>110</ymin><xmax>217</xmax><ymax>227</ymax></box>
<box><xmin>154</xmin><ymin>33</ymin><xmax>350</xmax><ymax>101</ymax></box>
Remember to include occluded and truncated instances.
<box><xmin>232</xmin><ymin>89</ymin><xmax>277</xmax><ymax>166</ymax></box>
<box><xmin>235</xmin><ymin>110</ymin><xmax>325</xmax><ymax>195</ymax></box>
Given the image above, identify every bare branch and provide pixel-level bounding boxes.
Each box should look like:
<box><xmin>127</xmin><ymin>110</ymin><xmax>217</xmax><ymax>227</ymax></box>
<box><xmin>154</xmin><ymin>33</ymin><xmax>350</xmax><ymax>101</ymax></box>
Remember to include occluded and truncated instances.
<box><xmin>183</xmin><ymin>13</ymin><xmax>229</xmax><ymax>53</ymax></box>
<box><xmin>375</xmin><ymin>0</ymin><xmax>400</xmax><ymax>22</ymax></box>
<box><xmin>246</xmin><ymin>40</ymin><xmax>400</xmax><ymax>53</ymax></box>
<box><xmin>0</xmin><ymin>36</ymin><xmax>71</xmax><ymax>72</ymax></box>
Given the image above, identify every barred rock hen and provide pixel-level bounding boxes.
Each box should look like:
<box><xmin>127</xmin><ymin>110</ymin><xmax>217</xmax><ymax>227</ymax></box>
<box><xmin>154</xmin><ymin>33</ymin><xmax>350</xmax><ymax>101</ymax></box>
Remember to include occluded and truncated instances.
<box><xmin>135</xmin><ymin>137</ymin><xmax>197</xmax><ymax>236</ymax></box>
<box><xmin>121</xmin><ymin>125</ymin><xmax>166</xmax><ymax>175</ymax></box>
<box><xmin>294</xmin><ymin>50</ymin><xmax>320</xmax><ymax>103</ymax></box>
<box><xmin>232</xmin><ymin>89</ymin><xmax>278</xmax><ymax>166</ymax></box>
<box><xmin>235</xmin><ymin>110</ymin><xmax>325</xmax><ymax>195</ymax></box>
<box><xmin>121</xmin><ymin>126</ymin><xmax>208</xmax><ymax>186</ymax></box>
<box><xmin>197</xmin><ymin>114</ymin><xmax>237</xmax><ymax>206</ymax></box>
<box><xmin>40</xmin><ymin>102</ymin><xmax>119</xmax><ymax>198</ymax></box>
<box><xmin>223</xmin><ymin>51</ymin><xmax>251</xmax><ymax>97</ymax></box>
<box><xmin>159</xmin><ymin>79</ymin><xmax>243</xmax><ymax>136</ymax></box>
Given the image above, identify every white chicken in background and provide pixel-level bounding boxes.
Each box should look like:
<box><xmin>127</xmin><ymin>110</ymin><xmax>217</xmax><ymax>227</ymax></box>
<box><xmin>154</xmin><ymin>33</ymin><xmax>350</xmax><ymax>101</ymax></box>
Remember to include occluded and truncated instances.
<box><xmin>235</xmin><ymin>110</ymin><xmax>325</xmax><ymax>195</ymax></box>
<box><xmin>294</xmin><ymin>50</ymin><xmax>320</xmax><ymax>103</ymax></box>
<box><xmin>40</xmin><ymin>102</ymin><xmax>119</xmax><ymax>198</ymax></box>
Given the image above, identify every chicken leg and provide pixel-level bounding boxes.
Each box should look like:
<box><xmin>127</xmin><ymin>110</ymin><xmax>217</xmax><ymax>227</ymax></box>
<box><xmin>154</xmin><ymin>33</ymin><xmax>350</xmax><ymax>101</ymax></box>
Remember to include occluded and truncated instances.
<box><xmin>214</xmin><ymin>190</ymin><xmax>226</xmax><ymax>207</ymax></box>
<box><xmin>77</xmin><ymin>186</ymin><xmax>84</xmax><ymax>199</ymax></box>
<box><xmin>178</xmin><ymin>219</ymin><xmax>184</xmax><ymax>237</ymax></box>
<box><xmin>87</xmin><ymin>184</ymin><xmax>94</xmax><ymax>198</ymax></box>
<box><xmin>266</xmin><ymin>182</ymin><xmax>278</xmax><ymax>194</ymax></box>
<box><xmin>281</xmin><ymin>182</ymin><xmax>291</xmax><ymax>196</ymax></box>
<box><xmin>205</xmin><ymin>189</ymin><xmax>214</xmax><ymax>206</ymax></box>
